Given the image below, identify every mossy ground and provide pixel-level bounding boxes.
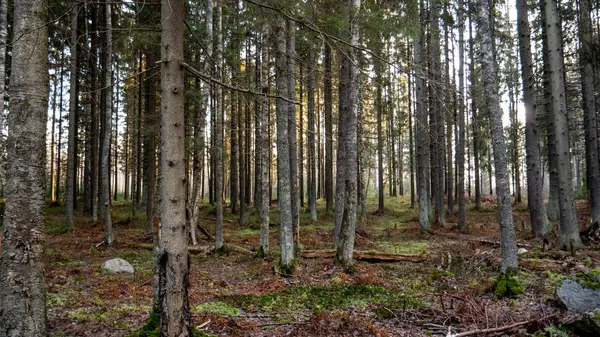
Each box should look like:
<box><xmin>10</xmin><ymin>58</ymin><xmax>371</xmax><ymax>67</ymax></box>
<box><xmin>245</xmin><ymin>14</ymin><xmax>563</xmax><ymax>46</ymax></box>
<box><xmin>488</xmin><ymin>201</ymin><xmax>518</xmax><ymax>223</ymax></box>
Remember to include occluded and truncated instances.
<box><xmin>41</xmin><ymin>197</ymin><xmax>600</xmax><ymax>336</ymax></box>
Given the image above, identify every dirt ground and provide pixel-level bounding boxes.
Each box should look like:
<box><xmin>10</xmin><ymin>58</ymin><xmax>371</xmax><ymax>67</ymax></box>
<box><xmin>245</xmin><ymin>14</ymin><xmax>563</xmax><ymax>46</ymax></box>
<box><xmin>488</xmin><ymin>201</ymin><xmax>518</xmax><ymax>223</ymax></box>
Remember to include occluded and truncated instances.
<box><xmin>41</xmin><ymin>196</ymin><xmax>600</xmax><ymax>336</ymax></box>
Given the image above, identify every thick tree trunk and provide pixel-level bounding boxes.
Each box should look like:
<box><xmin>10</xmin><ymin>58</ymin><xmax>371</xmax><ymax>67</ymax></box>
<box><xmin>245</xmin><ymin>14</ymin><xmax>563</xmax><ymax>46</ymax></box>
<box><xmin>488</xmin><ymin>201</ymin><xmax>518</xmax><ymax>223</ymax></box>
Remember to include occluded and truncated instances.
<box><xmin>276</xmin><ymin>15</ymin><xmax>294</xmax><ymax>268</ymax></box>
<box><xmin>335</xmin><ymin>0</ymin><xmax>360</xmax><ymax>265</ymax></box>
<box><xmin>259</xmin><ymin>26</ymin><xmax>270</xmax><ymax>254</ymax></box>
<box><xmin>543</xmin><ymin>0</ymin><xmax>583</xmax><ymax>250</ymax></box>
<box><xmin>287</xmin><ymin>20</ymin><xmax>299</xmax><ymax>244</ymax></box>
<box><xmin>579</xmin><ymin>0</ymin><xmax>600</xmax><ymax>223</ymax></box>
<box><xmin>0</xmin><ymin>0</ymin><xmax>49</xmax><ymax>334</ymax></box>
<box><xmin>457</xmin><ymin>0</ymin><xmax>466</xmax><ymax>230</ymax></box>
<box><xmin>101</xmin><ymin>1</ymin><xmax>113</xmax><ymax>245</ymax></box>
<box><xmin>66</xmin><ymin>4</ymin><xmax>80</xmax><ymax>228</ymax></box>
<box><xmin>475</xmin><ymin>0</ymin><xmax>518</xmax><ymax>271</ymax></box>
<box><xmin>517</xmin><ymin>0</ymin><xmax>550</xmax><ymax>237</ymax></box>
<box><xmin>324</xmin><ymin>44</ymin><xmax>333</xmax><ymax>215</ymax></box>
<box><xmin>415</xmin><ymin>0</ymin><xmax>430</xmax><ymax>231</ymax></box>
<box><xmin>159</xmin><ymin>0</ymin><xmax>191</xmax><ymax>335</ymax></box>
<box><xmin>214</xmin><ymin>0</ymin><xmax>224</xmax><ymax>249</ymax></box>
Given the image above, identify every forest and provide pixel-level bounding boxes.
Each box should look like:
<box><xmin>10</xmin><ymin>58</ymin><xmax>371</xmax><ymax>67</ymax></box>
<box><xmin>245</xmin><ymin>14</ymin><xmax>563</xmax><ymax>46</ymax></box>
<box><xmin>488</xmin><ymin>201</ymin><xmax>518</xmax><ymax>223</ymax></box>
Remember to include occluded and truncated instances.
<box><xmin>1</xmin><ymin>0</ymin><xmax>600</xmax><ymax>336</ymax></box>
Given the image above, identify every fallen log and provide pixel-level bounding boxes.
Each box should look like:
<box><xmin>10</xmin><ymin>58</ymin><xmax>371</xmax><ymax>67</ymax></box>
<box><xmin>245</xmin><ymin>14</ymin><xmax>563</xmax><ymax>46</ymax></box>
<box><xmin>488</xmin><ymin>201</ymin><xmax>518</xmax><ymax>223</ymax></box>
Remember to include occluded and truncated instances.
<box><xmin>436</xmin><ymin>232</ymin><xmax>534</xmax><ymax>249</ymax></box>
<box><xmin>301</xmin><ymin>250</ymin><xmax>425</xmax><ymax>263</ymax></box>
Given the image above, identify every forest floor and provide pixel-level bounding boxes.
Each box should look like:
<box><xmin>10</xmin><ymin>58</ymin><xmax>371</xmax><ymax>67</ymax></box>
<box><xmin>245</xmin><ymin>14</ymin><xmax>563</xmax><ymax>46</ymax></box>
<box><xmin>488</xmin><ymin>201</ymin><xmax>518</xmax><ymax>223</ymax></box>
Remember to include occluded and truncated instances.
<box><xmin>39</xmin><ymin>195</ymin><xmax>600</xmax><ymax>336</ymax></box>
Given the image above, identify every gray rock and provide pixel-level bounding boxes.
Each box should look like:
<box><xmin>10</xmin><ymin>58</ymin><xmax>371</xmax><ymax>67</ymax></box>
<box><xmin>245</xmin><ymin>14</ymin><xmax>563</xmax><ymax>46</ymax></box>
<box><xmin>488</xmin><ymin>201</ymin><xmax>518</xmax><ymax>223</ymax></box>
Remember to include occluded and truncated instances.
<box><xmin>102</xmin><ymin>258</ymin><xmax>134</xmax><ymax>274</ymax></box>
<box><xmin>557</xmin><ymin>279</ymin><xmax>600</xmax><ymax>313</ymax></box>
<box><xmin>517</xmin><ymin>248</ymin><xmax>528</xmax><ymax>255</ymax></box>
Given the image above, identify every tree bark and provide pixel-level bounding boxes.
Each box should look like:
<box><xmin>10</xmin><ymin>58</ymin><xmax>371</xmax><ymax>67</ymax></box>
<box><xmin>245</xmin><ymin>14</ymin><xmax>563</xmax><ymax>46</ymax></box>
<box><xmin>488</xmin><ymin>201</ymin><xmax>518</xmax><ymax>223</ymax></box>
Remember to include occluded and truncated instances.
<box><xmin>66</xmin><ymin>4</ymin><xmax>80</xmax><ymax>228</ymax></box>
<box><xmin>457</xmin><ymin>0</ymin><xmax>466</xmax><ymax>230</ymax></box>
<box><xmin>214</xmin><ymin>0</ymin><xmax>224</xmax><ymax>250</ymax></box>
<box><xmin>517</xmin><ymin>0</ymin><xmax>550</xmax><ymax>237</ymax></box>
<box><xmin>287</xmin><ymin>20</ymin><xmax>299</xmax><ymax>244</ymax></box>
<box><xmin>145</xmin><ymin>50</ymin><xmax>158</xmax><ymax>235</ymax></box>
<box><xmin>324</xmin><ymin>44</ymin><xmax>333</xmax><ymax>215</ymax></box>
<box><xmin>259</xmin><ymin>25</ymin><xmax>270</xmax><ymax>254</ymax></box>
<box><xmin>307</xmin><ymin>28</ymin><xmax>317</xmax><ymax>221</ymax></box>
<box><xmin>475</xmin><ymin>0</ymin><xmax>518</xmax><ymax>271</ymax></box>
<box><xmin>159</xmin><ymin>0</ymin><xmax>191</xmax><ymax>335</ymax></box>
<box><xmin>543</xmin><ymin>0</ymin><xmax>583</xmax><ymax>249</ymax></box>
<box><xmin>102</xmin><ymin>1</ymin><xmax>113</xmax><ymax>245</ymax></box>
<box><xmin>275</xmin><ymin>15</ymin><xmax>294</xmax><ymax>267</ymax></box>
<box><xmin>0</xmin><ymin>0</ymin><xmax>49</xmax><ymax>333</ymax></box>
<box><xmin>469</xmin><ymin>8</ymin><xmax>481</xmax><ymax>210</ymax></box>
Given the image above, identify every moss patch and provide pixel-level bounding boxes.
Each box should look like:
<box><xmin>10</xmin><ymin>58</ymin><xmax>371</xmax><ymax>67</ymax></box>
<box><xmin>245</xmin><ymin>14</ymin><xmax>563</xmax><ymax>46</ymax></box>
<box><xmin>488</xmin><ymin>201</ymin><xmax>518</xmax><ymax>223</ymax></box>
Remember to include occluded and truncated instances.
<box><xmin>194</xmin><ymin>301</ymin><xmax>241</xmax><ymax>316</ymax></box>
<box><xmin>494</xmin><ymin>271</ymin><xmax>524</xmax><ymax>299</ymax></box>
<box><xmin>576</xmin><ymin>269</ymin><xmax>600</xmax><ymax>290</ymax></box>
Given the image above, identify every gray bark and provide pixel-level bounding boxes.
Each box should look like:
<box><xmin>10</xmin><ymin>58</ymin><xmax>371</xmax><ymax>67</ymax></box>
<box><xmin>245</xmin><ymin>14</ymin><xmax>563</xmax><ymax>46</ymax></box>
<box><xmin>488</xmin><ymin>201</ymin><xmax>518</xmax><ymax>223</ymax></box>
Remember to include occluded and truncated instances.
<box><xmin>517</xmin><ymin>0</ymin><xmax>550</xmax><ymax>236</ymax></box>
<box><xmin>66</xmin><ymin>4</ymin><xmax>80</xmax><ymax>228</ymax></box>
<box><xmin>415</xmin><ymin>0</ymin><xmax>430</xmax><ymax>231</ymax></box>
<box><xmin>324</xmin><ymin>44</ymin><xmax>333</xmax><ymax>214</ymax></box>
<box><xmin>275</xmin><ymin>15</ymin><xmax>294</xmax><ymax>267</ymax></box>
<box><xmin>457</xmin><ymin>0</ymin><xmax>466</xmax><ymax>230</ymax></box>
<box><xmin>145</xmin><ymin>50</ymin><xmax>158</xmax><ymax>236</ymax></box>
<box><xmin>287</xmin><ymin>20</ymin><xmax>299</xmax><ymax>244</ymax></box>
<box><xmin>215</xmin><ymin>0</ymin><xmax>224</xmax><ymax>249</ymax></box>
<box><xmin>259</xmin><ymin>25</ymin><xmax>270</xmax><ymax>254</ymax></box>
<box><xmin>335</xmin><ymin>0</ymin><xmax>360</xmax><ymax>265</ymax></box>
<box><xmin>475</xmin><ymin>0</ymin><xmax>518</xmax><ymax>271</ymax></box>
<box><xmin>307</xmin><ymin>36</ymin><xmax>317</xmax><ymax>221</ymax></box>
<box><xmin>159</xmin><ymin>0</ymin><xmax>191</xmax><ymax>335</ymax></box>
<box><xmin>102</xmin><ymin>1</ymin><xmax>113</xmax><ymax>245</ymax></box>
<box><xmin>0</xmin><ymin>0</ymin><xmax>49</xmax><ymax>334</ymax></box>
<box><xmin>543</xmin><ymin>0</ymin><xmax>583</xmax><ymax>250</ymax></box>
<box><xmin>579</xmin><ymin>0</ymin><xmax>600</xmax><ymax>224</ymax></box>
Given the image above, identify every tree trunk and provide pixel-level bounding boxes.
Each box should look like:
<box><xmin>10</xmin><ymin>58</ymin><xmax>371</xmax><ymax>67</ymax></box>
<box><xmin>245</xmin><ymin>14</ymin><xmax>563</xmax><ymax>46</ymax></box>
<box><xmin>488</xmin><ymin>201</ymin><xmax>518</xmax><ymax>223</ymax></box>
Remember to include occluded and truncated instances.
<box><xmin>66</xmin><ymin>4</ymin><xmax>80</xmax><ymax>228</ymax></box>
<box><xmin>475</xmin><ymin>0</ymin><xmax>518</xmax><ymax>271</ymax></box>
<box><xmin>457</xmin><ymin>0</ymin><xmax>466</xmax><ymax>230</ymax></box>
<box><xmin>307</xmin><ymin>29</ymin><xmax>317</xmax><ymax>221</ymax></box>
<box><xmin>159</xmin><ymin>0</ymin><xmax>191</xmax><ymax>335</ymax></box>
<box><xmin>0</xmin><ymin>0</ymin><xmax>49</xmax><ymax>333</ymax></box>
<box><xmin>335</xmin><ymin>0</ymin><xmax>360</xmax><ymax>265</ymax></box>
<box><xmin>469</xmin><ymin>8</ymin><xmax>481</xmax><ymax>210</ymax></box>
<box><xmin>287</xmin><ymin>20</ymin><xmax>299</xmax><ymax>244</ymax></box>
<box><xmin>415</xmin><ymin>0</ymin><xmax>430</xmax><ymax>231</ymax></box>
<box><xmin>376</xmin><ymin>54</ymin><xmax>385</xmax><ymax>214</ymax></box>
<box><xmin>543</xmin><ymin>0</ymin><xmax>583</xmax><ymax>250</ymax></box>
<box><xmin>324</xmin><ymin>44</ymin><xmax>333</xmax><ymax>215</ymax></box>
<box><xmin>145</xmin><ymin>50</ymin><xmax>158</xmax><ymax>235</ymax></box>
<box><xmin>275</xmin><ymin>15</ymin><xmax>294</xmax><ymax>268</ymax></box>
<box><xmin>214</xmin><ymin>0</ymin><xmax>224</xmax><ymax>249</ymax></box>
<box><xmin>56</xmin><ymin>49</ymin><xmax>65</xmax><ymax>202</ymax></box>
<box><xmin>259</xmin><ymin>25</ymin><xmax>270</xmax><ymax>254</ymax></box>
<box><xmin>102</xmin><ymin>1</ymin><xmax>113</xmax><ymax>245</ymax></box>
<box><xmin>579</xmin><ymin>0</ymin><xmax>600</xmax><ymax>223</ymax></box>
<box><xmin>517</xmin><ymin>0</ymin><xmax>550</xmax><ymax>237</ymax></box>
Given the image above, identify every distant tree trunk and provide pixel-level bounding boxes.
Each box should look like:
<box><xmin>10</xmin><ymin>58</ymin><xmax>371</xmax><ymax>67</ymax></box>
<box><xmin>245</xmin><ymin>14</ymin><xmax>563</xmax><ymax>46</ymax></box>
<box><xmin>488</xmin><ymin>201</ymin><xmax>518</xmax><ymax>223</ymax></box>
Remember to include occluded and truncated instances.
<box><xmin>102</xmin><ymin>1</ymin><xmax>113</xmax><ymax>245</ymax></box>
<box><xmin>335</xmin><ymin>0</ymin><xmax>360</xmax><ymax>265</ymax></box>
<box><xmin>299</xmin><ymin>64</ymin><xmax>304</xmax><ymax>208</ymax></box>
<box><xmin>357</xmin><ymin>67</ymin><xmax>367</xmax><ymax>223</ymax></box>
<box><xmin>145</xmin><ymin>50</ymin><xmax>158</xmax><ymax>235</ymax></box>
<box><xmin>56</xmin><ymin>50</ymin><xmax>65</xmax><ymax>202</ymax></box>
<box><xmin>579</xmin><ymin>0</ymin><xmax>600</xmax><ymax>223</ymax></box>
<box><xmin>89</xmin><ymin>3</ymin><xmax>99</xmax><ymax>222</ymax></box>
<box><xmin>254</xmin><ymin>30</ymin><xmax>261</xmax><ymax>209</ymax></box>
<box><xmin>159</xmin><ymin>0</ymin><xmax>191</xmax><ymax>335</ymax></box>
<box><xmin>50</xmin><ymin>68</ymin><xmax>58</xmax><ymax>200</ymax></box>
<box><xmin>0</xmin><ymin>0</ymin><xmax>49</xmax><ymax>333</ymax></box>
<box><xmin>287</xmin><ymin>20</ymin><xmax>299</xmax><ymax>244</ymax></box>
<box><xmin>259</xmin><ymin>25</ymin><xmax>270</xmax><ymax>254</ymax></box>
<box><xmin>376</xmin><ymin>54</ymin><xmax>385</xmax><ymax>214</ymax></box>
<box><xmin>475</xmin><ymin>0</ymin><xmax>518</xmax><ymax>271</ymax></box>
<box><xmin>457</xmin><ymin>0</ymin><xmax>466</xmax><ymax>230</ymax></box>
<box><xmin>324</xmin><ymin>44</ymin><xmax>333</xmax><ymax>215</ymax></box>
<box><xmin>307</xmin><ymin>26</ymin><xmax>317</xmax><ymax>222</ymax></box>
<box><xmin>444</xmin><ymin>2</ymin><xmax>454</xmax><ymax>214</ymax></box>
<box><xmin>407</xmin><ymin>41</ymin><xmax>415</xmax><ymax>209</ymax></box>
<box><xmin>230</xmin><ymin>50</ymin><xmax>238</xmax><ymax>214</ymax></box>
<box><xmin>276</xmin><ymin>15</ymin><xmax>294</xmax><ymax>268</ymax></box>
<box><xmin>415</xmin><ymin>0</ymin><xmax>430</xmax><ymax>231</ymax></box>
<box><xmin>66</xmin><ymin>4</ymin><xmax>80</xmax><ymax>228</ymax></box>
<box><xmin>469</xmin><ymin>7</ymin><xmax>481</xmax><ymax>210</ymax></box>
<box><xmin>543</xmin><ymin>0</ymin><xmax>583</xmax><ymax>250</ymax></box>
<box><xmin>517</xmin><ymin>0</ymin><xmax>550</xmax><ymax>236</ymax></box>
<box><xmin>215</xmin><ymin>0</ymin><xmax>224</xmax><ymax>250</ymax></box>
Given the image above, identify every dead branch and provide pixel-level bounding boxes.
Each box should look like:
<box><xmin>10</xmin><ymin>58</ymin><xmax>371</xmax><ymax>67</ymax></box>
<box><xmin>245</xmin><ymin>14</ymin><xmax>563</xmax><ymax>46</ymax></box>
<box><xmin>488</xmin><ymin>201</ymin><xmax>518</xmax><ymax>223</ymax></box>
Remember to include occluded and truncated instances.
<box><xmin>452</xmin><ymin>313</ymin><xmax>557</xmax><ymax>336</ymax></box>
<box><xmin>301</xmin><ymin>250</ymin><xmax>426</xmax><ymax>263</ymax></box>
<box><xmin>436</xmin><ymin>232</ymin><xmax>534</xmax><ymax>248</ymax></box>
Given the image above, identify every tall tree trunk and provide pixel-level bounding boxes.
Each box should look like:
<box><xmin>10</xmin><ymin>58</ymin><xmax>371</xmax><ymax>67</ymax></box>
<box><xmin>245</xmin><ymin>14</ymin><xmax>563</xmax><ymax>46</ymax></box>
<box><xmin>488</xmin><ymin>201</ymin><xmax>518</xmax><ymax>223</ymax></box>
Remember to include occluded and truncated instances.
<box><xmin>214</xmin><ymin>0</ymin><xmax>224</xmax><ymax>249</ymax></box>
<box><xmin>90</xmin><ymin>3</ymin><xmax>99</xmax><ymax>223</ymax></box>
<box><xmin>276</xmin><ymin>15</ymin><xmax>294</xmax><ymax>268</ymax></box>
<box><xmin>543</xmin><ymin>0</ymin><xmax>583</xmax><ymax>249</ymax></box>
<box><xmin>159</xmin><ymin>0</ymin><xmax>191</xmax><ymax>335</ymax></box>
<box><xmin>287</xmin><ymin>20</ymin><xmax>299</xmax><ymax>246</ymax></box>
<box><xmin>66</xmin><ymin>4</ymin><xmax>80</xmax><ymax>228</ymax></box>
<box><xmin>145</xmin><ymin>50</ymin><xmax>158</xmax><ymax>235</ymax></box>
<box><xmin>469</xmin><ymin>7</ymin><xmax>481</xmax><ymax>210</ymax></box>
<box><xmin>335</xmin><ymin>0</ymin><xmax>360</xmax><ymax>265</ymax></box>
<box><xmin>475</xmin><ymin>0</ymin><xmax>518</xmax><ymax>271</ymax></box>
<box><xmin>50</xmin><ymin>68</ymin><xmax>58</xmax><ymax>200</ymax></box>
<box><xmin>259</xmin><ymin>25</ymin><xmax>270</xmax><ymax>254</ymax></box>
<box><xmin>324</xmin><ymin>44</ymin><xmax>333</xmax><ymax>214</ymax></box>
<box><xmin>307</xmin><ymin>20</ymin><xmax>317</xmax><ymax>222</ymax></box>
<box><xmin>0</xmin><ymin>0</ymin><xmax>49</xmax><ymax>333</ymax></box>
<box><xmin>299</xmin><ymin>64</ymin><xmax>304</xmax><ymax>208</ymax></box>
<box><xmin>376</xmin><ymin>55</ymin><xmax>385</xmax><ymax>214</ymax></box>
<box><xmin>230</xmin><ymin>60</ymin><xmax>238</xmax><ymax>214</ymax></box>
<box><xmin>517</xmin><ymin>0</ymin><xmax>550</xmax><ymax>236</ymax></box>
<box><xmin>415</xmin><ymin>0</ymin><xmax>430</xmax><ymax>231</ymax></box>
<box><xmin>457</xmin><ymin>0</ymin><xmax>466</xmax><ymax>230</ymax></box>
<box><xmin>102</xmin><ymin>1</ymin><xmax>113</xmax><ymax>245</ymax></box>
<box><xmin>56</xmin><ymin>50</ymin><xmax>65</xmax><ymax>202</ymax></box>
<box><xmin>407</xmin><ymin>41</ymin><xmax>415</xmax><ymax>209</ymax></box>
<box><xmin>579</xmin><ymin>0</ymin><xmax>600</xmax><ymax>223</ymax></box>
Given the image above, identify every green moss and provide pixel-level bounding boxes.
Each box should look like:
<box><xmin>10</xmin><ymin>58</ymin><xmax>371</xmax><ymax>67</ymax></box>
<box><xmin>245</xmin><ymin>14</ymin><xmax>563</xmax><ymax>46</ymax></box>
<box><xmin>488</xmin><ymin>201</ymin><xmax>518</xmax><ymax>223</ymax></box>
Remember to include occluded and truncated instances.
<box><xmin>256</xmin><ymin>245</ymin><xmax>265</xmax><ymax>258</ymax></box>
<box><xmin>494</xmin><ymin>271</ymin><xmax>524</xmax><ymax>299</ymax></box>
<box><xmin>576</xmin><ymin>269</ymin><xmax>600</xmax><ymax>290</ymax></box>
<box><xmin>194</xmin><ymin>301</ymin><xmax>241</xmax><ymax>316</ymax></box>
<box><xmin>45</xmin><ymin>222</ymin><xmax>69</xmax><ymax>234</ymax></box>
<box><xmin>127</xmin><ymin>306</ymin><xmax>160</xmax><ymax>337</ymax></box>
